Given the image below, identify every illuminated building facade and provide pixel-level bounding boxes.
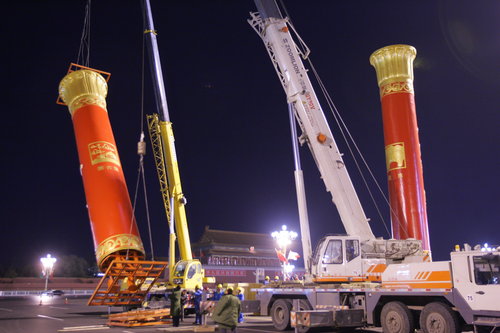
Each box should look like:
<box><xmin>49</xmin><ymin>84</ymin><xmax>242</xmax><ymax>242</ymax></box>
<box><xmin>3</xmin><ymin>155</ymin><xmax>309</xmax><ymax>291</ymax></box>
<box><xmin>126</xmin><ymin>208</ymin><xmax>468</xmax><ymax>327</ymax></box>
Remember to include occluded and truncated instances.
<box><xmin>192</xmin><ymin>226</ymin><xmax>304</xmax><ymax>283</ymax></box>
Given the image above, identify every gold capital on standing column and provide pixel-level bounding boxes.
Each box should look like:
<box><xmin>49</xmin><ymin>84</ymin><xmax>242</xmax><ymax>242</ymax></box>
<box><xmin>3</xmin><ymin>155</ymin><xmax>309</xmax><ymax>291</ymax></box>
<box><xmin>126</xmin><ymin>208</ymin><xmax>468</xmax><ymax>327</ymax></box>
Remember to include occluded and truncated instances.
<box><xmin>58</xmin><ymin>70</ymin><xmax>108</xmax><ymax>116</ymax></box>
<box><xmin>370</xmin><ymin>45</ymin><xmax>416</xmax><ymax>98</ymax></box>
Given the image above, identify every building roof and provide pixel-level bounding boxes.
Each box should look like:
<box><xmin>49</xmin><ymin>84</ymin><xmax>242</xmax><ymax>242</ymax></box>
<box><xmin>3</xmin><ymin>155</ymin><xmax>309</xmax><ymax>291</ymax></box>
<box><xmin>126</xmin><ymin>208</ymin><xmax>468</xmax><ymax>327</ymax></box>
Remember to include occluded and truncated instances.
<box><xmin>193</xmin><ymin>226</ymin><xmax>275</xmax><ymax>249</ymax></box>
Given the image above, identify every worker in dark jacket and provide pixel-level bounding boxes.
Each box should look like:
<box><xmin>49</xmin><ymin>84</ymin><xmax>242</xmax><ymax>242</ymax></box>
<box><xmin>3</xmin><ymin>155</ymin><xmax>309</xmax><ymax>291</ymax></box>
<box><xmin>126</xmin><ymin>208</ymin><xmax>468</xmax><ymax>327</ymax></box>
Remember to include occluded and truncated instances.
<box><xmin>169</xmin><ymin>285</ymin><xmax>181</xmax><ymax>327</ymax></box>
<box><xmin>193</xmin><ymin>285</ymin><xmax>203</xmax><ymax>325</ymax></box>
<box><xmin>212</xmin><ymin>287</ymin><xmax>241</xmax><ymax>332</ymax></box>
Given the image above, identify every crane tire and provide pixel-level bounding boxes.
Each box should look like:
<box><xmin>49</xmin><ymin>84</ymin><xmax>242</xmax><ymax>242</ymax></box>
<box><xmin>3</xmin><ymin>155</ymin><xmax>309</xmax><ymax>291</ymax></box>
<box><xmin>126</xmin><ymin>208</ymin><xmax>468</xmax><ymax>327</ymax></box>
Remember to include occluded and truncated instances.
<box><xmin>271</xmin><ymin>299</ymin><xmax>292</xmax><ymax>331</ymax></box>
<box><xmin>420</xmin><ymin>302</ymin><xmax>461</xmax><ymax>333</ymax></box>
<box><xmin>381</xmin><ymin>301</ymin><xmax>415</xmax><ymax>333</ymax></box>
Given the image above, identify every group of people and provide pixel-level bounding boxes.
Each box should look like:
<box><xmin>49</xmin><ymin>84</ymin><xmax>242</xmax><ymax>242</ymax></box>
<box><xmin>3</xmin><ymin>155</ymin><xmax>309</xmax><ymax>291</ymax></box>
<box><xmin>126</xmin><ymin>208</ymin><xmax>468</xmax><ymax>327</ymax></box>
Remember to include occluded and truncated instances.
<box><xmin>263</xmin><ymin>274</ymin><xmax>302</xmax><ymax>284</ymax></box>
<box><xmin>168</xmin><ymin>283</ymin><xmax>244</xmax><ymax>332</ymax></box>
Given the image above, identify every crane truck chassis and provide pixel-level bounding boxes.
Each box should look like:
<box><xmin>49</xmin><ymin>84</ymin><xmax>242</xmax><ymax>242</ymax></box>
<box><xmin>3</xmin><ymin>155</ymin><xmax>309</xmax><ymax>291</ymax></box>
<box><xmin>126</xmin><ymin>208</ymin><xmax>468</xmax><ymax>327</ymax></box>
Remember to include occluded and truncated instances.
<box><xmin>250</xmin><ymin>247</ymin><xmax>500</xmax><ymax>332</ymax></box>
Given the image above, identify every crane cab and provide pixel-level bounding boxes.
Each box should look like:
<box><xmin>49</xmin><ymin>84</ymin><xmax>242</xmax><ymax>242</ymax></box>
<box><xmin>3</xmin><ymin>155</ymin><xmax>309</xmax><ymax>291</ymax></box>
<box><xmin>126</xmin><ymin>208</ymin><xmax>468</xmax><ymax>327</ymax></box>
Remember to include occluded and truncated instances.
<box><xmin>451</xmin><ymin>248</ymin><xmax>500</xmax><ymax>312</ymax></box>
<box><xmin>171</xmin><ymin>259</ymin><xmax>203</xmax><ymax>290</ymax></box>
<box><xmin>311</xmin><ymin>235</ymin><xmax>365</xmax><ymax>283</ymax></box>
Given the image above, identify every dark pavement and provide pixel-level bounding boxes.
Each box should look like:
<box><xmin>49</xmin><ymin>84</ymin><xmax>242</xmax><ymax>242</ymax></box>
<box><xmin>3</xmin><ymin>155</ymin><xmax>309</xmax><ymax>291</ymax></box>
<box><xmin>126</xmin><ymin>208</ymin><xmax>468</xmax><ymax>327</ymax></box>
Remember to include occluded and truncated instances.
<box><xmin>0</xmin><ymin>295</ymin><xmax>288</xmax><ymax>333</ymax></box>
<box><xmin>6</xmin><ymin>295</ymin><xmax>477</xmax><ymax>333</ymax></box>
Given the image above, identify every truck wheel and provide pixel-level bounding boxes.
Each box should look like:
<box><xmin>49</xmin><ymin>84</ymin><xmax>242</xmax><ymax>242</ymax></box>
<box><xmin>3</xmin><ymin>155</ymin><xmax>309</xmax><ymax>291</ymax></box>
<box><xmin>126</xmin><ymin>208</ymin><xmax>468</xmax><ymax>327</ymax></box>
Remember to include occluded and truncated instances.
<box><xmin>420</xmin><ymin>302</ymin><xmax>460</xmax><ymax>333</ymax></box>
<box><xmin>381</xmin><ymin>301</ymin><xmax>415</xmax><ymax>333</ymax></box>
<box><xmin>271</xmin><ymin>299</ymin><xmax>292</xmax><ymax>331</ymax></box>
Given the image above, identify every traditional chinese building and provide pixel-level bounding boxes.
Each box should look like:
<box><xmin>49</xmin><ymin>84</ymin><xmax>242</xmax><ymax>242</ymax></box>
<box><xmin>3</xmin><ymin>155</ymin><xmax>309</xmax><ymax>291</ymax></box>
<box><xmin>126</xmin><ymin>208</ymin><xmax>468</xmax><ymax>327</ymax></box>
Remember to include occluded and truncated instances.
<box><xmin>191</xmin><ymin>226</ymin><xmax>304</xmax><ymax>283</ymax></box>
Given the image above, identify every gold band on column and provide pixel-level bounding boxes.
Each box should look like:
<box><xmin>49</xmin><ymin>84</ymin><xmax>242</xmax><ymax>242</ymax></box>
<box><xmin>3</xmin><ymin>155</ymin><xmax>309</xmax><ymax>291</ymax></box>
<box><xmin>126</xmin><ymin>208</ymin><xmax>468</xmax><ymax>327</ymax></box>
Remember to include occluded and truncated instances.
<box><xmin>96</xmin><ymin>234</ymin><xmax>145</xmax><ymax>267</ymax></box>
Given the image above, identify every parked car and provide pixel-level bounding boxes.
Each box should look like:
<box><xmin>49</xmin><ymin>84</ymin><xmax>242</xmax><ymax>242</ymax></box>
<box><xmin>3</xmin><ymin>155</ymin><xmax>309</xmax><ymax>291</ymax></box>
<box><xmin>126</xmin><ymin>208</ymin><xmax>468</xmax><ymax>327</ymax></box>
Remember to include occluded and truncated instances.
<box><xmin>41</xmin><ymin>289</ymin><xmax>64</xmax><ymax>297</ymax></box>
<box><xmin>51</xmin><ymin>289</ymin><xmax>64</xmax><ymax>296</ymax></box>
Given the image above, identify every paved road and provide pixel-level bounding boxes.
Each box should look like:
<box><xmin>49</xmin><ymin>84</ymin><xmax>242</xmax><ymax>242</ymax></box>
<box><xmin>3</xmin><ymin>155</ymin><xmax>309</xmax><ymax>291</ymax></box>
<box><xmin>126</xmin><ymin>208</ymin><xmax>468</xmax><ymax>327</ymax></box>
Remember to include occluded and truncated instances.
<box><xmin>0</xmin><ymin>295</ymin><xmax>380</xmax><ymax>333</ymax></box>
<box><xmin>0</xmin><ymin>296</ymin><xmax>478</xmax><ymax>333</ymax></box>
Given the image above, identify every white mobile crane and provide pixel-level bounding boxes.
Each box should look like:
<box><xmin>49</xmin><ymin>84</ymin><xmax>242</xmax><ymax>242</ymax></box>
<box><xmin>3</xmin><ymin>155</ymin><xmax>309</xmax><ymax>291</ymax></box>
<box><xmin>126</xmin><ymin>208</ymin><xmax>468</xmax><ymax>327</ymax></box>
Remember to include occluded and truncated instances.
<box><xmin>247</xmin><ymin>1</ymin><xmax>500</xmax><ymax>332</ymax></box>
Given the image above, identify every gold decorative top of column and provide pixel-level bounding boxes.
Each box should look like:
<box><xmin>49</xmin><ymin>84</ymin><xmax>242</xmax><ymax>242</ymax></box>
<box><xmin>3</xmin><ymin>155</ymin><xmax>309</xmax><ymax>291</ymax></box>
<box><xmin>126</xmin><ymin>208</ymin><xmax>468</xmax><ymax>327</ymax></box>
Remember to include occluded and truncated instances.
<box><xmin>370</xmin><ymin>45</ymin><xmax>416</xmax><ymax>97</ymax></box>
<box><xmin>58</xmin><ymin>69</ymin><xmax>108</xmax><ymax>116</ymax></box>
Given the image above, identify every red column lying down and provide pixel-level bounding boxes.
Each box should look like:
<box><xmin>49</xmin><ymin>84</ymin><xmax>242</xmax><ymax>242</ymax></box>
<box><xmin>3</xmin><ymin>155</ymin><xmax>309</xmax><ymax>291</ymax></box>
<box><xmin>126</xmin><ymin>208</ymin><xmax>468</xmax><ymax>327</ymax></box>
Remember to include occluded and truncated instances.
<box><xmin>59</xmin><ymin>69</ymin><xmax>145</xmax><ymax>270</ymax></box>
<box><xmin>370</xmin><ymin>45</ymin><xmax>430</xmax><ymax>251</ymax></box>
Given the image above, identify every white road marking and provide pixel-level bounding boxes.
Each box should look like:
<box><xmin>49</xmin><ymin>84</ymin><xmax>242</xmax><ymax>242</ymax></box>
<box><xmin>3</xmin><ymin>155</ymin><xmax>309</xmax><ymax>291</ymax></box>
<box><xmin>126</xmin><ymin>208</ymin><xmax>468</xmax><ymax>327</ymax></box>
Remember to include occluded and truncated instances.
<box><xmin>58</xmin><ymin>327</ymin><xmax>109</xmax><ymax>332</ymax></box>
<box><xmin>50</xmin><ymin>306</ymin><xmax>69</xmax><ymax>310</ymax></box>
<box><xmin>59</xmin><ymin>325</ymin><xmax>109</xmax><ymax>331</ymax></box>
<box><xmin>0</xmin><ymin>308</ymin><xmax>13</xmax><ymax>312</ymax></box>
<box><xmin>38</xmin><ymin>314</ymin><xmax>64</xmax><ymax>321</ymax></box>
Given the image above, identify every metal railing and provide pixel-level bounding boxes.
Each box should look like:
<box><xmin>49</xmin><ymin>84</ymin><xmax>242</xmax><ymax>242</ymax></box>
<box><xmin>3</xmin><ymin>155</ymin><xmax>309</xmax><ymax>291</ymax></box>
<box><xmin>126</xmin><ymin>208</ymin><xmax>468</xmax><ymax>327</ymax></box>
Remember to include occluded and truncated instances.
<box><xmin>0</xmin><ymin>290</ymin><xmax>95</xmax><ymax>297</ymax></box>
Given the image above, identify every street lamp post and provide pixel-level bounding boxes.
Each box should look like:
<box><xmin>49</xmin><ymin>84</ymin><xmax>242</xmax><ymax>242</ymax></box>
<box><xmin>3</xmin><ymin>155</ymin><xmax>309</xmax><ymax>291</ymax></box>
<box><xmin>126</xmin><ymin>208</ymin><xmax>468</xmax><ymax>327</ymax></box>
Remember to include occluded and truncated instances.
<box><xmin>271</xmin><ymin>225</ymin><xmax>297</xmax><ymax>280</ymax></box>
<box><xmin>40</xmin><ymin>254</ymin><xmax>57</xmax><ymax>291</ymax></box>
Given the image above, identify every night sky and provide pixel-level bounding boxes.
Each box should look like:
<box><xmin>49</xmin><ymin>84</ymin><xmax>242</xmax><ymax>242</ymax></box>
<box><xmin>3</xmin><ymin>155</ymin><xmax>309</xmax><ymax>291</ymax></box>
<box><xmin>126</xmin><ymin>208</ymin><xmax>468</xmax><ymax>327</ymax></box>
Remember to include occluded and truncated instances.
<box><xmin>3</xmin><ymin>0</ymin><xmax>499</xmax><ymax>271</ymax></box>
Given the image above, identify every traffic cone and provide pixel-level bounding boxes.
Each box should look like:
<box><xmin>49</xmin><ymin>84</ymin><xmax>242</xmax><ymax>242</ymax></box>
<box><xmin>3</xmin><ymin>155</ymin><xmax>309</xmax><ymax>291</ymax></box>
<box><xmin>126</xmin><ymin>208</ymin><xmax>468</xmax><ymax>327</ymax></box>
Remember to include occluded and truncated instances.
<box><xmin>65</xmin><ymin>298</ymin><xmax>68</xmax><ymax>304</ymax></box>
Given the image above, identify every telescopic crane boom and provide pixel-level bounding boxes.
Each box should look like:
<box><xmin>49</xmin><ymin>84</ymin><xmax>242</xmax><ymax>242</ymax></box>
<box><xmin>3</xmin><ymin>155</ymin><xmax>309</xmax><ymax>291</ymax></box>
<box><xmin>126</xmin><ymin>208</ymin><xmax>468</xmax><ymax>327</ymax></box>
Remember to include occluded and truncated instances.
<box><xmin>249</xmin><ymin>0</ymin><xmax>424</xmax><ymax>282</ymax></box>
<box><xmin>250</xmin><ymin>1</ymin><xmax>375</xmax><ymax>244</ymax></box>
<box><xmin>142</xmin><ymin>0</ymin><xmax>205</xmax><ymax>289</ymax></box>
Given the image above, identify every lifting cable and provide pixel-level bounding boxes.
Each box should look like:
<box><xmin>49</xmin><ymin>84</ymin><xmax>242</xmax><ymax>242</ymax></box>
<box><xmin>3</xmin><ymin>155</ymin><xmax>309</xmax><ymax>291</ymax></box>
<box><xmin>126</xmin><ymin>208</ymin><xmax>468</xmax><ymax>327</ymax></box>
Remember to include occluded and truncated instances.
<box><xmin>126</xmin><ymin>30</ymin><xmax>156</xmax><ymax>261</ymax></box>
<box><xmin>308</xmin><ymin>57</ymin><xmax>409</xmax><ymax>237</ymax></box>
<box><xmin>307</xmin><ymin>59</ymin><xmax>393</xmax><ymax>238</ymax></box>
<box><xmin>131</xmin><ymin>25</ymin><xmax>156</xmax><ymax>261</ymax></box>
<box><xmin>75</xmin><ymin>0</ymin><xmax>157</xmax><ymax>260</ymax></box>
<box><xmin>121</xmin><ymin>9</ymin><xmax>156</xmax><ymax>262</ymax></box>
<box><xmin>76</xmin><ymin>0</ymin><xmax>92</xmax><ymax>67</ymax></box>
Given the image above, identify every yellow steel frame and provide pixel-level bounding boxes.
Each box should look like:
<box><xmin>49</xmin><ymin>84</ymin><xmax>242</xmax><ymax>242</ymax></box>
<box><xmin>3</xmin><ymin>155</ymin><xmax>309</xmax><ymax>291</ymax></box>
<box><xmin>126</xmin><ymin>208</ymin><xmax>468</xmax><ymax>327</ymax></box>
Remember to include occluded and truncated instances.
<box><xmin>147</xmin><ymin>114</ymin><xmax>173</xmax><ymax>232</ymax></box>
<box><xmin>147</xmin><ymin>114</ymin><xmax>193</xmax><ymax>274</ymax></box>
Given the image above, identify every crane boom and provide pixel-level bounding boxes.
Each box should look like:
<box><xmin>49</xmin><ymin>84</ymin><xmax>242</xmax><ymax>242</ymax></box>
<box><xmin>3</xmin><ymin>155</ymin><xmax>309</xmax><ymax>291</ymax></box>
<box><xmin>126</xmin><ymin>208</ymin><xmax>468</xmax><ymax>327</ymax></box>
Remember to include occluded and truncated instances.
<box><xmin>142</xmin><ymin>0</ymin><xmax>192</xmax><ymax>262</ymax></box>
<box><xmin>141</xmin><ymin>0</ymin><xmax>213</xmax><ymax>290</ymax></box>
<box><xmin>249</xmin><ymin>2</ymin><xmax>375</xmax><ymax>243</ymax></box>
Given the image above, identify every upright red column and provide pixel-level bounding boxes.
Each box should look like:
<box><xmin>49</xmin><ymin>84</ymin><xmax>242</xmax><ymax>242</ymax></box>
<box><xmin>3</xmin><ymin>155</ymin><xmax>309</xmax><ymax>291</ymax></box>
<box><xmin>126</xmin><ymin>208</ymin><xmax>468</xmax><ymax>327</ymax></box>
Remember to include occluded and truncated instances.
<box><xmin>370</xmin><ymin>45</ymin><xmax>430</xmax><ymax>251</ymax></box>
<box><xmin>59</xmin><ymin>69</ymin><xmax>145</xmax><ymax>270</ymax></box>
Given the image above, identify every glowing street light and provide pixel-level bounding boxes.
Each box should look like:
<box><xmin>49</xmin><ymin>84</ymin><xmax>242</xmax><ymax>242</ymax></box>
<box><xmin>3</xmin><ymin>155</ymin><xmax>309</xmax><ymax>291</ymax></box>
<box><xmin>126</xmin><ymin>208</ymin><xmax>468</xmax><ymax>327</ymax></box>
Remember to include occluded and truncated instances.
<box><xmin>271</xmin><ymin>225</ymin><xmax>298</xmax><ymax>280</ymax></box>
<box><xmin>40</xmin><ymin>254</ymin><xmax>57</xmax><ymax>291</ymax></box>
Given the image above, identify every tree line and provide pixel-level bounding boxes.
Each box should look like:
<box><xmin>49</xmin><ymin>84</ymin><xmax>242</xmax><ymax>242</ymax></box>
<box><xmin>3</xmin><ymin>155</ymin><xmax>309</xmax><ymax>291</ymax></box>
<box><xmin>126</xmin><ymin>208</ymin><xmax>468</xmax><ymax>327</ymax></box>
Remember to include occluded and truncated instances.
<box><xmin>0</xmin><ymin>255</ymin><xmax>98</xmax><ymax>278</ymax></box>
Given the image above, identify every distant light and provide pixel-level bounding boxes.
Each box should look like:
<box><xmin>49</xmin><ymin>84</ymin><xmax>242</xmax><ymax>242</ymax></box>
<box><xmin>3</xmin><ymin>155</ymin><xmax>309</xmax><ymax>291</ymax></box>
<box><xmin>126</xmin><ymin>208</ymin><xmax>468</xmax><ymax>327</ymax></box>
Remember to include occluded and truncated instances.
<box><xmin>40</xmin><ymin>254</ymin><xmax>57</xmax><ymax>271</ymax></box>
<box><xmin>271</xmin><ymin>225</ymin><xmax>298</xmax><ymax>248</ymax></box>
<box><xmin>40</xmin><ymin>254</ymin><xmax>57</xmax><ymax>292</ymax></box>
<box><xmin>481</xmin><ymin>243</ymin><xmax>492</xmax><ymax>252</ymax></box>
